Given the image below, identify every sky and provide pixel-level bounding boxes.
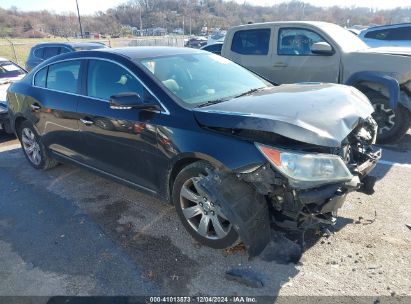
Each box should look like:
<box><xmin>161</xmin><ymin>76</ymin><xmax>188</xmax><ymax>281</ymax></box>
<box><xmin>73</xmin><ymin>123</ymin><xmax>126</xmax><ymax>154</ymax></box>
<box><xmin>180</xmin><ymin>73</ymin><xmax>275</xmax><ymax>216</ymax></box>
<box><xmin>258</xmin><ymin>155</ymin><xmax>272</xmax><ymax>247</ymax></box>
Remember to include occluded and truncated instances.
<box><xmin>0</xmin><ymin>0</ymin><xmax>410</xmax><ymax>14</ymax></box>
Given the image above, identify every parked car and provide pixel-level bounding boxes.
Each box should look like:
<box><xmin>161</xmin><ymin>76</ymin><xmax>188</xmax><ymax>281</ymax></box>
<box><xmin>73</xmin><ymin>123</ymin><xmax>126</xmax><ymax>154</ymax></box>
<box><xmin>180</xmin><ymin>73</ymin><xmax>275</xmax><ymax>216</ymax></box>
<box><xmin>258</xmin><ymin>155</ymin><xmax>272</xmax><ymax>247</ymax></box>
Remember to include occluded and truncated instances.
<box><xmin>0</xmin><ymin>57</ymin><xmax>26</xmax><ymax>133</ymax></box>
<box><xmin>200</xmin><ymin>42</ymin><xmax>223</xmax><ymax>55</ymax></box>
<box><xmin>25</xmin><ymin>42</ymin><xmax>108</xmax><ymax>71</ymax></box>
<box><xmin>358</xmin><ymin>23</ymin><xmax>411</xmax><ymax>48</ymax></box>
<box><xmin>222</xmin><ymin>21</ymin><xmax>411</xmax><ymax>144</ymax></box>
<box><xmin>184</xmin><ymin>37</ymin><xmax>208</xmax><ymax>49</ymax></box>
<box><xmin>7</xmin><ymin>47</ymin><xmax>380</xmax><ymax>256</ymax></box>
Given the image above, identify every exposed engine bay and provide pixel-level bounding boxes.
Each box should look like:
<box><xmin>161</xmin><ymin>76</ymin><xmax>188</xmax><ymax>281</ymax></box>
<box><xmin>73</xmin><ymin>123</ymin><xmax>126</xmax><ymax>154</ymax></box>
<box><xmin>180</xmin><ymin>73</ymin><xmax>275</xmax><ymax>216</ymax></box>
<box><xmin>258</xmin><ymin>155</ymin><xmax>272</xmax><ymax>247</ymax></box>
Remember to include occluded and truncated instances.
<box><xmin>197</xmin><ymin>116</ymin><xmax>381</xmax><ymax>257</ymax></box>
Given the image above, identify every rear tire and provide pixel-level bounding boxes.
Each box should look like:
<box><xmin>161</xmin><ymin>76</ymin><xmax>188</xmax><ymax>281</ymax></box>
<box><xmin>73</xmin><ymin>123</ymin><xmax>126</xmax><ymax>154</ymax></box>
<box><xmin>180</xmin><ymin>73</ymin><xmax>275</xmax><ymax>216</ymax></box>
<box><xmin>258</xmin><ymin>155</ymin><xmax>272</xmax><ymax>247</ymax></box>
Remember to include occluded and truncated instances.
<box><xmin>18</xmin><ymin>120</ymin><xmax>58</xmax><ymax>170</ymax></box>
<box><xmin>364</xmin><ymin>90</ymin><xmax>410</xmax><ymax>144</ymax></box>
<box><xmin>172</xmin><ymin>161</ymin><xmax>239</xmax><ymax>249</ymax></box>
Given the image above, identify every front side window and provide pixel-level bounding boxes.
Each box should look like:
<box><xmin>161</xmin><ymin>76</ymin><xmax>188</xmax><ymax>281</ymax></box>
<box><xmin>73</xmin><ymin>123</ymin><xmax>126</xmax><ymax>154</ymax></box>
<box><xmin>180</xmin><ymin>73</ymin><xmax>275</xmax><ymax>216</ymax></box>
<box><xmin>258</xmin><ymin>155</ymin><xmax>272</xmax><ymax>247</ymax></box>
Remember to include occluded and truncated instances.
<box><xmin>231</xmin><ymin>29</ymin><xmax>271</xmax><ymax>55</ymax></box>
<box><xmin>87</xmin><ymin>60</ymin><xmax>144</xmax><ymax>101</ymax></box>
<box><xmin>278</xmin><ymin>28</ymin><xmax>328</xmax><ymax>56</ymax></box>
<box><xmin>47</xmin><ymin>60</ymin><xmax>81</xmax><ymax>93</ymax></box>
<box><xmin>388</xmin><ymin>27</ymin><xmax>411</xmax><ymax>40</ymax></box>
<box><xmin>139</xmin><ymin>53</ymin><xmax>272</xmax><ymax>106</ymax></box>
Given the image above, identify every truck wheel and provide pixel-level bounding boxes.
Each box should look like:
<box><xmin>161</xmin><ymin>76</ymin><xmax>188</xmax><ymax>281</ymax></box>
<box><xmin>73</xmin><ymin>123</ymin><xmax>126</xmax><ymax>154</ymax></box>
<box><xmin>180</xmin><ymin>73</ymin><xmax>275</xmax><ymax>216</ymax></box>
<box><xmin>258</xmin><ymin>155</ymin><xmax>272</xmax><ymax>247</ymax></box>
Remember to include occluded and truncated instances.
<box><xmin>172</xmin><ymin>161</ymin><xmax>239</xmax><ymax>249</ymax></box>
<box><xmin>364</xmin><ymin>91</ymin><xmax>410</xmax><ymax>144</ymax></box>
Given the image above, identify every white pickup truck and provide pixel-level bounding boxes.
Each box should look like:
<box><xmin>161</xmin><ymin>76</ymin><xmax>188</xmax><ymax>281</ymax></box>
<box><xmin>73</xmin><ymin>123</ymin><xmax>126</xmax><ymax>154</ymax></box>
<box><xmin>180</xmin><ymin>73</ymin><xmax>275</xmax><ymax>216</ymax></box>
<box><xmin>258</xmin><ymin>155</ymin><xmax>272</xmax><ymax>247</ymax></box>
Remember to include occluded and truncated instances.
<box><xmin>221</xmin><ymin>21</ymin><xmax>411</xmax><ymax>144</ymax></box>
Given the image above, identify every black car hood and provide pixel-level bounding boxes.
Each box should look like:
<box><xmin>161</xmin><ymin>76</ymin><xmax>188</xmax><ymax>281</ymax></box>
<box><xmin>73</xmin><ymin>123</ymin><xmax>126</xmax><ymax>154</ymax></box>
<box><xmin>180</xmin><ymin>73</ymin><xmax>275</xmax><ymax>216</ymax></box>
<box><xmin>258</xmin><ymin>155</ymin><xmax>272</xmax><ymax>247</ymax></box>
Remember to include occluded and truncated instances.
<box><xmin>193</xmin><ymin>83</ymin><xmax>374</xmax><ymax>147</ymax></box>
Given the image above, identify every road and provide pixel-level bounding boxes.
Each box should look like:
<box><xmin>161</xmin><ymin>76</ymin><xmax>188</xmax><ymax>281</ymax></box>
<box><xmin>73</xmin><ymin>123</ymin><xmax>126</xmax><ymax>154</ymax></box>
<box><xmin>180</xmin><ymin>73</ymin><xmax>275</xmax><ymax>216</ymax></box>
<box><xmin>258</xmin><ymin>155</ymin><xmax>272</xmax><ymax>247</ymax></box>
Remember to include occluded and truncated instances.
<box><xmin>0</xmin><ymin>132</ymin><xmax>410</xmax><ymax>298</ymax></box>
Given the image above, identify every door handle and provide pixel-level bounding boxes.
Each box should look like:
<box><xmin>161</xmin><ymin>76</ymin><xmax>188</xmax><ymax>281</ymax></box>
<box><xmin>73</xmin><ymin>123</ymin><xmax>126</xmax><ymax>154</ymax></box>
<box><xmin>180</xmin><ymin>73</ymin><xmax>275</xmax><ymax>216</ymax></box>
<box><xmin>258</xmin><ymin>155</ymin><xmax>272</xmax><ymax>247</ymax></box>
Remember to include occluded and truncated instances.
<box><xmin>30</xmin><ymin>104</ymin><xmax>41</xmax><ymax>111</ymax></box>
<box><xmin>273</xmin><ymin>62</ymin><xmax>288</xmax><ymax>68</ymax></box>
<box><xmin>80</xmin><ymin>118</ymin><xmax>94</xmax><ymax>126</ymax></box>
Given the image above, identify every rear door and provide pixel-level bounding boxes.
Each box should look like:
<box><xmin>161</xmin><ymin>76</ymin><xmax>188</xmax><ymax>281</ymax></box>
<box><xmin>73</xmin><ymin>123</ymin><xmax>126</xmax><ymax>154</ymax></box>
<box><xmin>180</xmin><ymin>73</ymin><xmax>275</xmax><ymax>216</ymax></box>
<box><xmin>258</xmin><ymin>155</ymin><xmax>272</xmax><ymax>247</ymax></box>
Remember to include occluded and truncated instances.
<box><xmin>224</xmin><ymin>27</ymin><xmax>276</xmax><ymax>81</ymax></box>
<box><xmin>270</xmin><ymin>27</ymin><xmax>340</xmax><ymax>84</ymax></box>
<box><xmin>76</xmin><ymin>58</ymin><xmax>160</xmax><ymax>193</ymax></box>
<box><xmin>30</xmin><ymin>59</ymin><xmax>83</xmax><ymax>158</ymax></box>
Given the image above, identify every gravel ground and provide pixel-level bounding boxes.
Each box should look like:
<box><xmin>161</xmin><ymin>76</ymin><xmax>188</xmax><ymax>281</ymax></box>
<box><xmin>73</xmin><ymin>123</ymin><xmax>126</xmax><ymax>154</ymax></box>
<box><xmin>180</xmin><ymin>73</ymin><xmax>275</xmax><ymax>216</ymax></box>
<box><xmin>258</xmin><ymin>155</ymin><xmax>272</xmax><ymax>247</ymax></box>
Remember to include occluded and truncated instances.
<box><xmin>0</xmin><ymin>131</ymin><xmax>410</xmax><ymax>299</ymax></box>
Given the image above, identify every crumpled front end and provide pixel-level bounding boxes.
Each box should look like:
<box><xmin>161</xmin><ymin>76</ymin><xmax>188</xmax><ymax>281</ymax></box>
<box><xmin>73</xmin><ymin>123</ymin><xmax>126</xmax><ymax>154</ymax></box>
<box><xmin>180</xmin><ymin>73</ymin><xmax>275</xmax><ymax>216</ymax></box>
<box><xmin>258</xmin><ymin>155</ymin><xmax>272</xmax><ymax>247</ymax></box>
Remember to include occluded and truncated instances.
<box><xmin>239</xmin><ymin>116</ymin><xmax>381</xmax><ymax>231</ymax></box>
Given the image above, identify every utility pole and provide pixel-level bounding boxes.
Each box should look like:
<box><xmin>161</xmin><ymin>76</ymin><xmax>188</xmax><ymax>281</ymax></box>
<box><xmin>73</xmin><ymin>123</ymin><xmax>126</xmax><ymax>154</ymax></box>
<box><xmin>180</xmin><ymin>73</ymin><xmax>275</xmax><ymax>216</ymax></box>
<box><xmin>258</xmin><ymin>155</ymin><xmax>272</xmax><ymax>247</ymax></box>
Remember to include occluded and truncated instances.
<box><xmin>139</xmin><ymin>6</ymin><xmax>143</xmax><ymax>36</ymax></box>
<box><xmin>76</xmin><ymin>0</ymin><xmax>83</xmax><ymax>38</ymax></box>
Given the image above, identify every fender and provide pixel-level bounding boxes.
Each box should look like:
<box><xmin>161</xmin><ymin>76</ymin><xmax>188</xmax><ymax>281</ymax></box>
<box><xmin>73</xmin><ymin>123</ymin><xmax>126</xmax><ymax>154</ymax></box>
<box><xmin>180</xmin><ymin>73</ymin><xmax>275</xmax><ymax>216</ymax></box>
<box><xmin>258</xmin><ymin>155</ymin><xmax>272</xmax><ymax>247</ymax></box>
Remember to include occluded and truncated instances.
<box><xmin>345</xmin><ymin>71</ymin><xmax>399</xmax><ymax>108</ymax></box>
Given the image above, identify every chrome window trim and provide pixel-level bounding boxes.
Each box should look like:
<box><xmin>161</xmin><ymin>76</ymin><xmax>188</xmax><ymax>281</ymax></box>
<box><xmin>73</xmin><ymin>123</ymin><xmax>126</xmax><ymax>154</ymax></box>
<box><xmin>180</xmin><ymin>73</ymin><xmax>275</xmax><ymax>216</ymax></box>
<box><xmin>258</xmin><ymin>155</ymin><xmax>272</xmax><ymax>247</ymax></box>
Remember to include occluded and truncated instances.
<box><xmin>31</xmin><ymin>56</ymin><xmax>170</xmax><ymax>115</ymax></box>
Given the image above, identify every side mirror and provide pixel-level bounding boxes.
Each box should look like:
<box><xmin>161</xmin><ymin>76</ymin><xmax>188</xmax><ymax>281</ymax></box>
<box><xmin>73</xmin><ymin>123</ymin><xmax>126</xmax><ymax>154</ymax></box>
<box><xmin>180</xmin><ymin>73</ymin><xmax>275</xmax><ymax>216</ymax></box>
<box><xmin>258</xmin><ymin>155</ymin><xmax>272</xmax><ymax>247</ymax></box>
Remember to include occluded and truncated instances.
<box><xmin>109</xmin><ymin>92</ymin><xmax>160</xmax><ymax>111</ymax></box>
<box><xmin>311</xmin><ymin>42</ymin><xmax>334</xmax><ymax>56</ymax></box>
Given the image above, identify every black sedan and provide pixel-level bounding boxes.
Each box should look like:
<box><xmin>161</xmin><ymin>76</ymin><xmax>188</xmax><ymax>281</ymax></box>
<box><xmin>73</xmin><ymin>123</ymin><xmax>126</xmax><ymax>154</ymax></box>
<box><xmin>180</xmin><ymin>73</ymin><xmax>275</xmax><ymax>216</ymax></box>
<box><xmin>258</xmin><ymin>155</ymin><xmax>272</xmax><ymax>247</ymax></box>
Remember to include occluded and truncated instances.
<box><xmin>7</xmin><ymin>47</ymin><xmax>380</xmax><ymax>256</ymax></box>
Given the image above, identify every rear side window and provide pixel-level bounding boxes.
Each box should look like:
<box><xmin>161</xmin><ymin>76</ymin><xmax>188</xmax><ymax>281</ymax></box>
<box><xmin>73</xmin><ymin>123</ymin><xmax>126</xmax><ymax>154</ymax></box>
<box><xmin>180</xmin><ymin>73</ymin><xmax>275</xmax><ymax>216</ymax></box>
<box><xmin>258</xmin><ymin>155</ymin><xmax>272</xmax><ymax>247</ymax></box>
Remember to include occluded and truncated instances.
<box><xmin>87</xmin><ymin>60</ymin><xmax>143</xmax><ymax>100</ymax></box>
<box><xmin>34</xmin><ymin>67</ymin><xmax>47</xmax><ymax>87</ymax></box>
<box><xmin>231</xmin><ymin>29</ymin><xmax>270</xmax><ymax>55</ymax></box>
<box><xmin>364</xmin><ymin>29</ymin><xmax>390</xmax><ymax>40</ymax></box>
<box><xmin>43</xmin><ymin>47</ymin><xmax>60</xmax><ymax>59</ymax></box>
<box><xmin>33</xmin><ymin>47</ymin><xmax>44</xmax><ymax>59</ymax></box>
<box><xmin>46</xmin><ymin>60</ymin><xmax>81</xmax><ymax>94</ymax></box>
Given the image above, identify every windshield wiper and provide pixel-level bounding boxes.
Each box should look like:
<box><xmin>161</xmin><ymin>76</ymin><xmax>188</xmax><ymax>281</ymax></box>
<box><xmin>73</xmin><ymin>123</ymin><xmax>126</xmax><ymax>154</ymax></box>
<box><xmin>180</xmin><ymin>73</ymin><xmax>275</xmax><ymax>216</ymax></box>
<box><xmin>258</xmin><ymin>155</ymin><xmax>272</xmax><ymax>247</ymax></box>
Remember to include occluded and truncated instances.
<box><xmin>197</xmin><ymin>98</ymin><xmax>229</xmax><ymax>108</ymax></box>
<box><xmin>235</xmin><ymin>87</ymin><xmax>266</xmax><ymax>98</ymax></box>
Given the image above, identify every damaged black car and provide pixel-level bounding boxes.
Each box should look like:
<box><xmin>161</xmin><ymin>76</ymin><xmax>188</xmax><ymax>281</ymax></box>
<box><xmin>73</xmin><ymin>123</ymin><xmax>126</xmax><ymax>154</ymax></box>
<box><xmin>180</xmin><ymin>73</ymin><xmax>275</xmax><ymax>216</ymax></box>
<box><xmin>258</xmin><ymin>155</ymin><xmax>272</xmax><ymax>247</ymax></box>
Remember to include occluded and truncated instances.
<box><xmin>7</xmin><ymin>47</ymin><xmax>381</xmax><ymax>256</ymax></box>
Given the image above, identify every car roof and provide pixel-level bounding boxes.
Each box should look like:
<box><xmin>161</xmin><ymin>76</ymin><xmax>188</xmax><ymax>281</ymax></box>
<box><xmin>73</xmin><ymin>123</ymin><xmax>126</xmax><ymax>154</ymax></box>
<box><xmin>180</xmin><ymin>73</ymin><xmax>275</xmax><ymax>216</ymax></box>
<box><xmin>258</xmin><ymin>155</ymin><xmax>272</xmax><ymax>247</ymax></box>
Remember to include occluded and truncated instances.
<box><xmin>33</xmin><ymin>42</ymin><xmax>106</xmax><ymax>48</ymax></box>
<box><xmin>93</xmin><ymin>46</ymin><xmax>205</xmax><ymax>60</ymax></box>
<box><xmin>228</xmin><ymin>21</ymin><xmax>334</xmax><ymax>31</ymax></box>
<box><xmin>363</xmin><ymin>23</ymin><xmax>411</xmax><ymax>32</ymax></box>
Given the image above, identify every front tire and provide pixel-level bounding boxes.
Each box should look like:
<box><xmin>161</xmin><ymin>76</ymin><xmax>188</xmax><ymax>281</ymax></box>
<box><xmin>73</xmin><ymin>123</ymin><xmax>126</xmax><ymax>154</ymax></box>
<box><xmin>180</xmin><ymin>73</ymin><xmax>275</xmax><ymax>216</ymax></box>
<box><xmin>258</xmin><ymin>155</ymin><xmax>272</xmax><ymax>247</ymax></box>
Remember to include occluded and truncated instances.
<box><xmin>172</xmin><ymin>161</ymin><xmax>239</xmax><ymax>249</ymax></box>
<box><xmin>18</xmin><ymin>121</ymin><xmax>58</xmax><ymax>170</ymax></box>
<box><xmin>364</xmin><ymin>90</ymin><xmax>410</xmax><ymax>144</ymax></box>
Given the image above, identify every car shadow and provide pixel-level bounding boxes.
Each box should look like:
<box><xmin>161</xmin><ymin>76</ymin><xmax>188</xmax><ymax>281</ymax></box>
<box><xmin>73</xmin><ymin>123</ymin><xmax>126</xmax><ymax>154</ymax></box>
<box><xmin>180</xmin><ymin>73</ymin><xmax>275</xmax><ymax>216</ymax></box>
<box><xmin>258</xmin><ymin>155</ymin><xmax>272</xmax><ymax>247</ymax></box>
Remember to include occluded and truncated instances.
<box><xmin>0</xmin><ymin>132</ymin><xmax>16</xmax><ymax>144</ymax></box>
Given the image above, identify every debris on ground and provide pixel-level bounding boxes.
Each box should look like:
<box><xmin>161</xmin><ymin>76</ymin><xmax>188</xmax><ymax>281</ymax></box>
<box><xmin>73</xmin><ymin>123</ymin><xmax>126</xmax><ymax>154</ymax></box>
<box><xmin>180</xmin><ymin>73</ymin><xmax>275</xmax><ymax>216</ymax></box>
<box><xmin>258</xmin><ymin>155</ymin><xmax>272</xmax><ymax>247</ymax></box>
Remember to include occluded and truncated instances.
<box><xmin>225</xmin><ymin>268</ymin><xmax>264</xmax><ymax>288</ymax></box>
<box><xmin>258</xmin><ymin>231</ymin><xmax>302</xmax><ymax>264</ymax></box>
<box><xmin>224</xmin><ymin>243</ymin><xmax>247</xmax><ymax>255</ymax></box>
<box><xmin>406</xmin><ymin>224</ymin><xmax>411</xmax><ymax>231</ymax></box>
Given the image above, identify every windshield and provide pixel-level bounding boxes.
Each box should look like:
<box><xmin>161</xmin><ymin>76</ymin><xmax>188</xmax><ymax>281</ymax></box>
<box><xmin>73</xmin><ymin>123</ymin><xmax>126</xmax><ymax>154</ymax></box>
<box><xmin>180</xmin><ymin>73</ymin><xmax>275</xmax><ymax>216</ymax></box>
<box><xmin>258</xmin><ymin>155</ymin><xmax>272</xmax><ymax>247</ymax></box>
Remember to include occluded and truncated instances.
<box><xmin>139</xmin><ymin>53</ymin><xmax>272</xmax><ymax>106</ymax></box>
<box><xmin>0</xmin><ymin>61</ymin><xmax>25</xmax><ymax>80</ymax></box>
<box><xmin>319</xmin><ymin>23</ymin><xmax>369</xmax><ymax>52</ymax></box>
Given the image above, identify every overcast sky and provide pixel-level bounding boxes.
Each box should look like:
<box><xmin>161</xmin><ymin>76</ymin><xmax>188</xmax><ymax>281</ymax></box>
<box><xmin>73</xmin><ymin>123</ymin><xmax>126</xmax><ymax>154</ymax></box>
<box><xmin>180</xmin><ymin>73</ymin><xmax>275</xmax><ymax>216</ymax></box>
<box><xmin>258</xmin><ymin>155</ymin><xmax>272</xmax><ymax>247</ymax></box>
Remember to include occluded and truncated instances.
<box><xmin>1</xmin><ymin>0</ymin><xmax>410</xmax><ymax>14</ymax></box>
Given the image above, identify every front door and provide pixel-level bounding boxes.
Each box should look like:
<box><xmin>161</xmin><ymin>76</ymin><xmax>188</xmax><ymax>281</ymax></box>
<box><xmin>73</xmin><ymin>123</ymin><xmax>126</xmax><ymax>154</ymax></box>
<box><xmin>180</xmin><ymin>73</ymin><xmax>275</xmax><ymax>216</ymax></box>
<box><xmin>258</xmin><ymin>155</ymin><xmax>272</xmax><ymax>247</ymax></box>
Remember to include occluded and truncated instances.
<box><xmin>270</xmin><ymin>27</ymin><xmax>340</xmax><ymax>84</ymax></box>
<box><xmin>76</xmin><ymin>59</ymin><xmax>160</xmax><ymax>193</ymax></box>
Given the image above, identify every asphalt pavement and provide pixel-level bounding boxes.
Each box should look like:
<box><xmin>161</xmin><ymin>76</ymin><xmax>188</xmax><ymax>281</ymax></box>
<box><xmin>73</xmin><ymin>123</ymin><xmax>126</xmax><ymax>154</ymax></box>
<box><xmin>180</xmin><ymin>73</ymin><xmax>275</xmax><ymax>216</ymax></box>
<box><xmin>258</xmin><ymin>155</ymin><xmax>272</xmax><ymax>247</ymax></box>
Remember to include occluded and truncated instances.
<box><xmin>0</xmin><ymin>132</ymin><xmax>410</xmax><ymax>298</ymax></box>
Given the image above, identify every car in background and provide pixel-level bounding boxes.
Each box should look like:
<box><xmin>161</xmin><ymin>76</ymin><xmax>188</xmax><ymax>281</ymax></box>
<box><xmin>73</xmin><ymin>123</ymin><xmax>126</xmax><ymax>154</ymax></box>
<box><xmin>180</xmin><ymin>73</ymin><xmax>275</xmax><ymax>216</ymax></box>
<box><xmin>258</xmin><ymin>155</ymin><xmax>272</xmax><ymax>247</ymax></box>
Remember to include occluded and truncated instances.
<box><xmin>25</xmin><ymin>42</ymin><xmax>108</xmax><ymax>71</ymax></box>
<box><xmin>184</xmin><ymin>37</ymin><xmax>208</xmax><ymax>49</ymax></box>
<box><xmin>7</xmin><ymin>47</ymin><xmax>380</xmax><ymax>256</ymax></box>
<box><xmin>200</xmin><ymin>42</ymin><xmax>223</xmax><ymax>55</ymax></box>
<box><xmin>222</xmin><ymin>21</ymin><xmax>411</xmax><ymax>144</ymax></box>
<box><xmin>358</xmin><ymin>23</ymin><xmax>411</xmax><ymax>48</ymax></box>
<box><xmin>0</xmin><ymin>57</ymin><xmax>26</xmax><ymax>134</ymax></box>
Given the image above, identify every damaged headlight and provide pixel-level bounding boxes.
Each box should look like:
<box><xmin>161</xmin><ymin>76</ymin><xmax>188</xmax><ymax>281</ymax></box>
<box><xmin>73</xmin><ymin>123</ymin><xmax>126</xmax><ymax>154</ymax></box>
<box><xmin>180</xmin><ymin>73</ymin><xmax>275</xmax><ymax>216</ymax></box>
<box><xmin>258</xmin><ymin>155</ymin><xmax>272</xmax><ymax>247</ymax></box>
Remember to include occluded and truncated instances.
<box><xmin>255</xmin><ymin>143</ymin><xmax>353</xmax><ymax>188</ymax></box>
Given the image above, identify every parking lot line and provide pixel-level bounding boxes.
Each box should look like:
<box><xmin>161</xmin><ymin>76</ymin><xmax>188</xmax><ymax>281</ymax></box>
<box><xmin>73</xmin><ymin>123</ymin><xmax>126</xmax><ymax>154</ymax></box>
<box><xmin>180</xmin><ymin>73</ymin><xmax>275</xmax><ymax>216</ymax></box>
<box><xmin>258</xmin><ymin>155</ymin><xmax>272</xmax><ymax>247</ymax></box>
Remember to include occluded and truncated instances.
<box><xmin>0</xmin><ymin>143</ymin><xmax>21</xmax><ymax>152</ymax></box>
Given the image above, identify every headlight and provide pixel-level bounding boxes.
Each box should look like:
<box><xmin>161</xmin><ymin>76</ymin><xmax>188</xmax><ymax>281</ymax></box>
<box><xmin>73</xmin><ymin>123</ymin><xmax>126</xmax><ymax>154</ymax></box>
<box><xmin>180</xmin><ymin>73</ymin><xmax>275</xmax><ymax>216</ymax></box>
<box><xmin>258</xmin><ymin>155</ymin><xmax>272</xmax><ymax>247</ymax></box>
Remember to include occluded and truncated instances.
<box><xmin>255</xmin><ymin>143</ymin><xmax>353</xmax><ymax>188</ymax></box>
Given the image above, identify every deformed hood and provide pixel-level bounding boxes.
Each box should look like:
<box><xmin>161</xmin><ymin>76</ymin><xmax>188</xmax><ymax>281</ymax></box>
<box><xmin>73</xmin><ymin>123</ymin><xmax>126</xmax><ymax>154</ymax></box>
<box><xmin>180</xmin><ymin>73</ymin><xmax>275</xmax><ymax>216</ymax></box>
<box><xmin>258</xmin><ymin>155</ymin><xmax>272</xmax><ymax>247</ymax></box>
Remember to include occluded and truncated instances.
<box><xmin>193</xmin><ymin>83</ymin><xmax>374</xmax><ymax>147</ymax></box>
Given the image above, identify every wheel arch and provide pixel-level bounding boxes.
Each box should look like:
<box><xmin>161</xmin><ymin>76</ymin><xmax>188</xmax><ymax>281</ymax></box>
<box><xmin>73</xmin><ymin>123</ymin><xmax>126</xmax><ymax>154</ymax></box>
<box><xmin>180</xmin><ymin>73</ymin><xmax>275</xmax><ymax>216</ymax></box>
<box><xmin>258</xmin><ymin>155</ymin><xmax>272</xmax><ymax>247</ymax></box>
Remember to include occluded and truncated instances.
<box><xmin>166</xmin><ymin>152</ymin><xmax>229</xmax><ymax>203</ymax></box>
<box><xmin>13</xmin><ymin>115</ymin><xmax>27</xmax><ymax>136</ymax></box>
<box><xmin>346</xmin><ymin>71</ymin><xmax>400</xmax><ymax>108</ymax></box>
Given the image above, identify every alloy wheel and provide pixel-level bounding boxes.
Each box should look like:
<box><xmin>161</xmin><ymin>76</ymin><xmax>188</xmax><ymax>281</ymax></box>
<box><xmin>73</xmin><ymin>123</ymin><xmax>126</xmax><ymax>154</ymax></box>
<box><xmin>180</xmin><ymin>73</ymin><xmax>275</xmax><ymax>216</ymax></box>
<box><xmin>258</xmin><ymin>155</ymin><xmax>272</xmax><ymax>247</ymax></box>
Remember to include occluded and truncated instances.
<box><xmin>179</xmin><ymin>177</ymin><xmax>231</xmax><ymax>240</ymax></box>
<box><xmin>21</xmin><ymin>127</ymin><xmax>42</xmax><ymax>166</ymax></box>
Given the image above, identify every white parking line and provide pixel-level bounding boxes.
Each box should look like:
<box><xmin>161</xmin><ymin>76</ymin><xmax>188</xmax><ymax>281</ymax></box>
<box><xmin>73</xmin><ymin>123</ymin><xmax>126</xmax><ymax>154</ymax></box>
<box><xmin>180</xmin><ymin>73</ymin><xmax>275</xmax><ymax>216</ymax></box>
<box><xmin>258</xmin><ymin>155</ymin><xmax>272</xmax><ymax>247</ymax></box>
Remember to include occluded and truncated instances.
<box><xmin>0</xmin><ymin>143</ymin><xmax>21</xmax><ymax>153</ymax></box>
<box><xmin>378</xmin><ymin>160</ymin><xmax>411</xmax><ymax>169</ymax></box>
